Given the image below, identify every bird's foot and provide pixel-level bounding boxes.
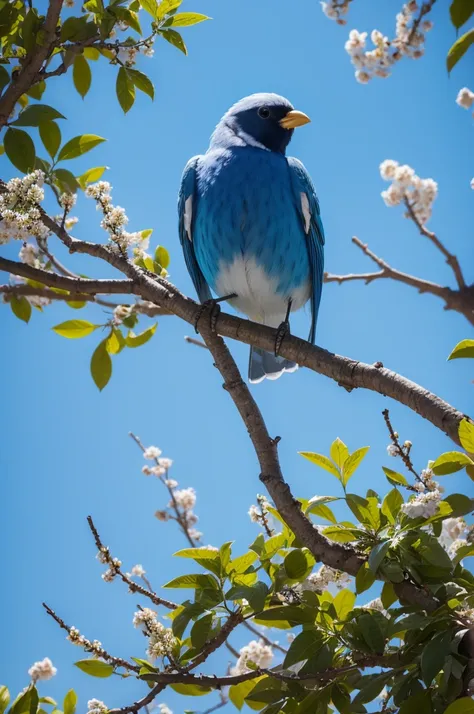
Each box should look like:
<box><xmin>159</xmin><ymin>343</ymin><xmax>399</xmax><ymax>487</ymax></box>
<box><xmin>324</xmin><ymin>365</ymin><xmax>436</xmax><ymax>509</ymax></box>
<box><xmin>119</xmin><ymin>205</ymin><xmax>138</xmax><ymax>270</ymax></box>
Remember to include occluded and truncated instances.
<box><xmin>194</xmin><ymin>294</ymin><xmax>237</xmax><ymax>334</ymax></box>
<box><xmin>274</xmin><ymin>319</ymin><xmax>290</xmax><ymax>356</ymax></box>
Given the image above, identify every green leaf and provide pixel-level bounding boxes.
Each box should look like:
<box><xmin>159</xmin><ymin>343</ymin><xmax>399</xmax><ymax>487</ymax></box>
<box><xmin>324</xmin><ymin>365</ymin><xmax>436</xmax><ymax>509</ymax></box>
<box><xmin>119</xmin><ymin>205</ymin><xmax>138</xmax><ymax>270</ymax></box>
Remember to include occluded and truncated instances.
<box><xmin>39</xmin><ymin>121</ymin><xmax>61</xmax><ymax>159</ymax></box>
<box><xmin>74</xmin><ymin>659</ymin><xmax>114</xmax><ymax>677</ymax></box>
<box><xmin>125</xmin><ymin>323</ymin><xmax>157</xmax><ymax>348</ymax></box>
<box><xmin>444</xmin><ymin>699</ymin><xmax>474</xmax><ymax>714</ymax></box>
<box><xmin>382</xmin><ymin>466</ymin><xmax>408</xmax><ymax>487</ymax></box>
<box><xmin>54</xmin><ymin>168</ymin><xmax>80</xmax><ymax>193</ymax></box>
<box><xmin>298</xmin><ymin>451</ymin><xmax>340</xmax><ymax>478</ymax></box>
<box><xmin>78</xmin><ymin>166</ymin><xmax>108</xmax><ymax>189</ymax></box>
<box><xmin>10</xmin><ymin>295</ymin><xmax>32</xmax><ymax>323</ymax></box>
<box><xmin>84</xmin><ymin>47</ymin><xmax>100</xmax><ymax>60</ymax></box>
<box><xmin>12</xmin><ymin>104</ymin><xmax>65</xmax><ymax>127</ymax></box>
<box><xmin>170</xmin><ymin>683</ymin><xmax>211</xmax><ymax>697</ymax></box>
<box><xmin>116</xmin><ymin>66</ymin><xmax>135</xmax><ymax>113</ymax></box>
<box><xmin>164</xmin><ymin>573</ymin><xmax>218</xmax><ymax>589</ymax></box>
<box><xmin>353</xmin><ymin>672</ymin><xmax>392</xmax><ymax>705</ymax></box>
<box><xmin>284</xmin><ymin>549</ymin><xmax>312</xmax><ymax>580</ymax></box>
<box><xmin>0</xmin><ymin>687</ymin><xmax>10</xmax><ymax>714</ymax></box>
<box><xmin>139</xmin><ymin>0</ymin><xmax>158</xmax><ymax>17</ymax></box>
<box><xmin>256</xmin><ymin>605</ymin><xmax>315</xmax><ymax>626</ymax></box>
<box><xmin>106</xmin><ymin>328</ymin><xmax>126</xmax><ymax>354</ymax></box>
<box><xmin>333</xmin><ymin>588</ymin><xmax>355</xmax><ymax>620</ymax></box>
<box><xmin>90</xmin><ymin>340</ymin><xmax>112</xmax><ymax>391</ymax></box>
<box><xmin>73</xmin><ymin>55</ymin><xmax>92</xmax><ymax>99</ymax></box>
<box><xmin>444</xmin><ymin>493</ymin><xmax>474</xmax><ymax>517</ymax></box>
<box><xmin>174</xmin><ymin>547</ymin><xmax>220</xmax><ymax>560</ymax></box>
<box><xmin>260</xmin><ymin>533</ymin><xmax>286</xmax><ymax>560</ymax></box>
<box><xmin>459</xmin><ymin>419</ymin><xmax>474</xmax><ymax>453</ymax></box>
<box><xmin>448</xmin><ymin>338</ymin><xmax>474</xmax><ymax>360</ymax></box>
<box><xmin>368</xmin><ymin>540</ymin><xmax>390</xmax><ymax>574</ymax></box>
<box><xmin>10</xmin><ymin>686</ymin><xmax>38</xmax><ymax>714</ymax></box>
<box><xmin>415</xmin><ymin>532</ymin><xmax>453</xmax><ymax>570</ymax></box>
<box><xmin>126</xmin><ymin>68</ymin><xmax>154</xmax><ymax>99</ymax></box>
<box><xmin>155</xmin><ymin>245</ymin><xmax>170</xmax><ymax>269</ymax></box>
<box><xmin>190</xmin><ymin>613</ymin><xmax>213</xmax><ymax>649</ymax></box>
<box><xmin>39</xmin><ymin>698</ymin><xmax>57</xmax><ymax>706</ymax></box>
<box><xmin>381</xmin><ymin>582</ymin><xmax>397</xmax><ymax>609</ymax></box>
<box><xmin>167</xmin><ymin>11</ymin><xmax>210</xmax><ymax>26</ymax></box>
<box><xmin>4</xmin><ymin>128</ymin><xmax>36</xmax><ymax>173</ymax></box>
<box><xmin>355</xmin><ymin>562</ymin><xmax>375</xmax><ymax>594</ymax></box>
<box><xmin>156</xmin><ymin>0</ymin><xmax>182</xmax><ymax>18</ymax></box>
<box><xmin>160</xmin><ymin>29</ymin><xmax>188</xmax><ymax>54</ymax></box>
<box><xmin>359</xmin><ymin>613</ymin><xmax>386</xmax><ymax>654</ymax></box>
<box><xmin>450</xmin><ymin>0</ymin><xmax>474</xmax><ymax>29</ymax></box>
<box><xmin>447</xmin><ymin>28</ymin><xmax>474</xmax><ymax>72</ymax></box>
<box><xmin>283</xmin><ymin>629</ymin><xmax>323</xmax><ymax>667</ymax></box>
<box><xmin>58</xmin><ymin>135</ymin><xmax>106</xmax><ymax>161</ymax></box>
<box><xmin>342</xmin><ymin>446</ymin><xmax>369</xmax><ymax>485</ymax></box>
<box><xmin>421</xmin><ymin>630</ymin><xmax>452</xmax><ymax>685</ymax></box>
<box><xmin>381</xmin><ymin>488</ymin><xmax>403</xmax><ymax>524</ymax></box>
<box><xmin>63</xmin><ymin>691</ymin><xmax>77</xmax><ymax>714</ymax></box>
<box><xmin>329</xmin><ymin>437</ymin><xmax>349</xmax><ymax>468</ymax></box>
<box><xmin>228</xmin><ymin>551</ymin><xmax>258</xmax><ymax>574</ymax></box>
<box><xmin>399</xmin><ymin>690</ymin><xmax>432</xmax><ymax>714</ymax></box>
<box><xmin>432</xmin><ymin>451</ymin><xmax>473</xmax><ymax>475</ymax></box>
<box><xmin>53</xmin><ymin>320</ymin><xmax>98</xmax><ymax>338</ymax></box>
<box><xmin>229</xmin><ymin>679</ymin><xmax>265</xmax><ymax>711</ymax></box>
<box><xmin>323</xmin><ymin>525</ymin><xmax>359</xmax><ymax>543</ymax></box>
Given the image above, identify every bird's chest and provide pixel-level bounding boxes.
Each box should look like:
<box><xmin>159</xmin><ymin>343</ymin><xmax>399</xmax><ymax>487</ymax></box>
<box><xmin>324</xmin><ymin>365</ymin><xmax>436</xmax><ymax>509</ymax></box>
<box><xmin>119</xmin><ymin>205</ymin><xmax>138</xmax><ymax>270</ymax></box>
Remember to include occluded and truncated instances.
<box><xmin>193</xmin><ymin>149</ymin><xmax>310</xmax><ymax>294</ymax></box>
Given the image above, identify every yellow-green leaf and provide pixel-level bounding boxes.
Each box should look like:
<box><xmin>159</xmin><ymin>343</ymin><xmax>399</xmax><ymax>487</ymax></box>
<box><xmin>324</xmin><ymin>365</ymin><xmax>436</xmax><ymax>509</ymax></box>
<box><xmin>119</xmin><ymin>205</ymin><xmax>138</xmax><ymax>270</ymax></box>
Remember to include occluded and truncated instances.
<box><xmin>330</xmin><ymin>437</ymin><xmax>349</xmax><ymax>468</ymax></box>
<box><xmin>90</xmin><ymin>339</ymin><xmax>112</xmax><ymax>391</ymax></box>
<box><xmin>156</xmin><ymin>0</ymin><xmax>182</xmax><ymax>18</ymax></box>
<box><xmin>116</xmin><ymin>67</ymin><xmax>135</xmax><ymax>114</ymax></box>
<box><xmin>168</xmin><ymin>12</ymin><xmax>210</xmax><ymax>26</ymax></box>
<box><xmin>78</xmin><ymin>166</ymin><xmax>108</xmax><ymax>189</ymax></box>
<box><xmin>160</xmin><ymin>28</ymin><xmax>187</xmax><ymax>54</ymax></box>
<box><xmin>73</xmin><ymin>54</ymin><xmax>92</xmax><ymax>99</ymax></box>
<box><xmin>39</xmin><ymin>121</ymin><xmax>61</xmax><ymax>159</ymax></box>
<box><xmin>127</xmin><ymin>68</ymin><xmax>154</xmax><ymax>99</ymax></box>
<box><xmin>53</xmin><ymin>319</ymin><xmax>98</xmax><ymax>338</ymax></box>
<box><xmin>63</xmin><ymin>690</ymin><xmax>77</xmax><ymax>714</ymax></box>
<box><xmin>58</xmin><ymin>134</ymin><xmax>106</xmax><ymax>161</ymax></box>
<box><xmin>342</xmin><ymin>446</ymin><xmax>369</xmax><ymax>485</ymax></box>
<box><xmin>125</xmin><ymin>323</ymin><xmax>157</xmax><ymax>348</ymax></box>
<box><xmin>432</xmin><ymin>451</ymin><xmax>473</xmax><ymax>475</ymax></box>
<box><xmin>459</xmin><ymin>419</ymin><xmax>474</xmax><ymax>454</ymax></box>
<box><xmin>447</xmin><ymin>28</ymin><xmax>474</xmax><ymax>72</ymax></box>
<box><xmin>444</xmin><ymin>699</ymin><xmax>474</xmax><ymax>714</ymax></box>
<box><xmin>298</xmin><ymin>451</ymin><xmax>340</xmax><ymax>478</ymax></box>
<box><xmin>0</xmin><ymin>686</ymin><xmax>10</xmax><ymax>714</ymax></box>
<box><xmin>154</xmin><ymin>245</ymin><xmax>170</xmax><ymax>268</ymax></box>
<box><xmin>75</xmin><ymin>659</ymin><xmax>114</xmax><ymax>677</ymax></box>
<box><xmin>10</xmin><ymin>295</ymin><xmax>32</xmax><ymax>323</ymax></box>
<box><xmin>139</xmin><ymin>0</ymin><xmax>158</xmax><ymax>17</ymax></box>
<box><xmin>448</xmin><ymin>339</ymin><xmax>474</xmax><ymax>360</ymax></box>
<box><xmin>84</xmin><ymin>47</ymin><xmax>100</xmax><ymax>60</ymax></box>
<box><xmin>12</xmin><ymin>103</ymin><xmax>65</xmax><ymax>126</ymax></box>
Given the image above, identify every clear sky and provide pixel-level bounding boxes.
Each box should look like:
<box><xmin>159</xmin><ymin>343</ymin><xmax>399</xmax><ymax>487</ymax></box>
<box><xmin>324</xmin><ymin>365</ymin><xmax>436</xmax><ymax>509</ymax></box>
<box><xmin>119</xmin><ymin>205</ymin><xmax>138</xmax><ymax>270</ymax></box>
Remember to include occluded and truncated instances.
<box><xmin>1</xmin><ymin>0</ymin><xmax>473</xmax><ymax>711</ymax></box>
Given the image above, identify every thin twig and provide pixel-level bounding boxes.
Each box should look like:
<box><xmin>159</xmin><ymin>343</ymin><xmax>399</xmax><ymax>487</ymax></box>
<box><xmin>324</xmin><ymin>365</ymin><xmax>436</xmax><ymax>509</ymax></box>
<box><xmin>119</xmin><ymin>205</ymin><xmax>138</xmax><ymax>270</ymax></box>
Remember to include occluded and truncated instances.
<box><xmin>184</xmin><ymin>336</ymin><xmax>209</xmax><ymax>349</ymax></box>
<box><xmin>87</xmin><ymin>515</ymin><xmax>178</xmax><ymax>610</ymax></box>
<box><xmin>42</xmin><ymin>603</ymin><xmax>139</xmax><ymax>672</ymax></box>
<box><xmin>382</xmin><ymin>409</ymin><xmax>423</xmax><ymax>484</ymax></box>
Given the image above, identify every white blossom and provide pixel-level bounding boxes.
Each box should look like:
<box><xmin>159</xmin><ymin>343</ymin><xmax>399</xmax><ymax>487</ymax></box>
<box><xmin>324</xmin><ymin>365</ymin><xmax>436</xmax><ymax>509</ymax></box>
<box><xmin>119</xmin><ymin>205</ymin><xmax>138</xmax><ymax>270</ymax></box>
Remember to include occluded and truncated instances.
<box><xmin>379</xmin><ymin>159</ymin><xmax>399</xmax><ymax>180</ymax></box>
<box><xmin>401</xmin><ymin>489</ymin><xmax>441</xmax><ymax>519</ymax></box>
<box><xmin>189</xmin><ymin>527</ymin><xmax>203</xmax><ymax>541</ymax></box>
<box><xmin>155</xmin><ymin>510</ymin><xmax>170</xmax><ymax>521</ymax></box>
<box><xmin>131</xmin><ymin>564</ymin><xmax>146</xmax><ymax>577</ymax></box>
<box><xmin>0</xmin><ymin>171</ymin><xmax>48</xmax><ymax>245</ymax></box>
<box><xmin>301</xmin><ymin>565</ymin><xmax>351</xmax><ymax>592</ymax></box>
<box><xmin>28</xmin><ymin>657</ymin><xmax>57</xmax><ymax>681</ymax></box>
<box><xmin>144</xmin><ymin>446</ymin><xmax>162</xmax><ymax>460</ymax></box>
<box><xmin>159</xmin><ymin>457</ymin><xmax>173</xmax><ymax>470</ymax></box>
<box><xmin>172</xmin><ymin>487</ymin><xmax>196</xmax><ymax>510</ymax></box>
<box><xmin>87</xmin><ymin>699</ymin><xmax>108</xmax><ymax>714</ymax></box>
<box><xmin>387</xmin><ymin>444</ymin><xmax>398</xmax><ymax>457</ymax></box>
<box><xmin>59</xmin><ymin>193</ymin><xmax>77</xmax><ymax>211</ymax></box>
<box><xmin>248</xmin><ymin>504</ymin><xmax>260</xmax><ymax>523</ymax></box>
<box><xmin>96</xmin><ymin>547</ymin><xmax>109</xmax><ymax>564</ymax></box>
<box><xmin>471</xmin><ymin>178</ymin><xmax>474</xmax><ymax>190</ymax></box>
<box><xmin>19</xmin><ymin>242</ymin><xmax>40</xmax><ymax>268</ymax></box>
<box><xmin>232</xmin><ymin>640</ymin><xmax>273</xmax><ymax>675</ymax></box>
<box><xmin>157</xmin><ymin>705</ymin><xmax>172</xmax><ymax>714</ymax></box>
<box><xmin>362</xmin><ymin>598</ymin><xmax>388</xmax><ymax>617</ymax></box>
<box><xmin>102</xmin><ymin>568</ymin><xmax>115</xmax><ymax>582</ymax></box>
<box><xmin>67</xmin><ymin>626</ymin><xmax>85</xmax><ymax>646</ymax></box>
<box><xmin>164</xmin><ymin>478</ymin><xmax>177</xmax><ymax>488</ymax></box>
<box><xmin>456</xmin><ymin>87</ymin><xmax>474</xmax><ymax>110</ymax></box>
<box><xmin>113</xmin><ymin>304</ymin><xmax>133</xmax><ymax>325</ymax></box>
<box><xmin>321</xmin><ymin>0</ymin><xmax>351</xmax><ymax>24</ymax></box>
<box><xmin>380</xmin><ymin>160</ymin><xmax>438</xmax><ymax>224</ymax></box>
<box><xmin>117</xmin><ymin>47</ymin><xmax>138</xmax><ymax>67</ymax></box>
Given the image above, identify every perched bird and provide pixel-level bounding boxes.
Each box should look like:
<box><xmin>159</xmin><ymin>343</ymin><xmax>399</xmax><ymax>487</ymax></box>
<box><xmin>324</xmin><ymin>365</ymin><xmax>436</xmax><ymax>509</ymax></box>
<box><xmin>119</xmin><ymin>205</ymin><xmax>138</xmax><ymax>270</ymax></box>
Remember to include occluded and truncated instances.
<box><xmin>178</xmin><ymin>93</ymin><xmax>325</xmax><ymax>383</ymax></box>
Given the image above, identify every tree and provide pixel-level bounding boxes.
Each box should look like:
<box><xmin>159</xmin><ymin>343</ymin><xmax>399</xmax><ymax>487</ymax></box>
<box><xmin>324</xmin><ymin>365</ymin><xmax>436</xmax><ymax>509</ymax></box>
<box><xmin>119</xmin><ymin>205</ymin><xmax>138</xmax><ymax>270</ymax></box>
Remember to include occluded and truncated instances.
<box><xmin>1</xmin><ymin>1</ymin><xmax>473</xmax><ymax>714</ymax></box>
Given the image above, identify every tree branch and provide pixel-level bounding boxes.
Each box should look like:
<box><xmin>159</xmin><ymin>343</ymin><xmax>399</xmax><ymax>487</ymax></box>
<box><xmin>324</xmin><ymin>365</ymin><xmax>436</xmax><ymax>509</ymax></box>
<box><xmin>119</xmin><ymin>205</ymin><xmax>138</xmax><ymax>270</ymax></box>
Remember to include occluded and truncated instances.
<box><xmin>2</xmin><ymin>232</ymin><xmax>471</xmax><ymax>446</ymax></box>
<box><xmin>324</xmin><ymin>237</ymin><xmax>474</xmax><ymax>326</ymax></box>
<box><xmin>0</xmin><ymin>0</ymin><xmax>64</xmax><ymax>127</ymax></box>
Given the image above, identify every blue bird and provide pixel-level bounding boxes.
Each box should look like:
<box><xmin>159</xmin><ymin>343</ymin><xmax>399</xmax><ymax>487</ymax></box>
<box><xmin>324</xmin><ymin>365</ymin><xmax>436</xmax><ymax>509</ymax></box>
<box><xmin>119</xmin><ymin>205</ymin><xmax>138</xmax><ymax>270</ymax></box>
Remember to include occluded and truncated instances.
<box><xmin>178</xmin><ymin>93</ymin><xmax>325</xmax><ymax>383</ymax></box>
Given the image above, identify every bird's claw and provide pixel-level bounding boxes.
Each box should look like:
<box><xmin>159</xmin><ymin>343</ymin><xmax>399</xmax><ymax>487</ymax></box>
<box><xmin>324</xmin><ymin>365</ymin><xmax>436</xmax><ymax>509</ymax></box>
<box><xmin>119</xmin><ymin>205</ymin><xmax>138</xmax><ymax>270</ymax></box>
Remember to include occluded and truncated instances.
<box><xmin>274</xmin><ymin>319</ymin><xmax>290</xmax><ymax>356</ymax></box>
<box><xmin>194</xmin><ymin>300</ymin><xmax>221</xmax><ymax>334</ymax></box>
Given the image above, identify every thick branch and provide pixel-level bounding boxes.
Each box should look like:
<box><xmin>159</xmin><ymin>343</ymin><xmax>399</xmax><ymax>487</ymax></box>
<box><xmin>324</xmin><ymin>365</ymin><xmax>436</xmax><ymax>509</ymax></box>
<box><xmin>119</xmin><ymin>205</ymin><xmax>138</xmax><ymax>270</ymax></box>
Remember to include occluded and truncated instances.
<box><xmin>199</xmin><ymin>325</ymin><xmax>439</xmax><ymax>612</ymax></box>
<box><xmin>324</xmin><ymin>237</ymin><xmax>474</xmax><ymax>327</ymax></box>
<box><xmin>0</xmin><ymin>0</ymin><xmax>63</xmax><ymax>127</ymax></box>
<box><xmin>1</xmin><ymin>248</ymin><xmax>470</xmax><ymax>446</ymax></box>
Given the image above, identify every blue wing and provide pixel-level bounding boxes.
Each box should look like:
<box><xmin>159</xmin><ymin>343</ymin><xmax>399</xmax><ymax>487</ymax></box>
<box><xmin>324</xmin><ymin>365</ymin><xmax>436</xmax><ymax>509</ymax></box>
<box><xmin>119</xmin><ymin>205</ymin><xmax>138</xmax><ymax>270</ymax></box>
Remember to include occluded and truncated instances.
<box><xmin>287</xmin><ymin>157</ymin><xmax>325</xmax><ymax>345</ymax></box>
<box><xmin>178</xmin><ymin>156</ymin><xmax>212</xmax><ymax>304</ymax></box>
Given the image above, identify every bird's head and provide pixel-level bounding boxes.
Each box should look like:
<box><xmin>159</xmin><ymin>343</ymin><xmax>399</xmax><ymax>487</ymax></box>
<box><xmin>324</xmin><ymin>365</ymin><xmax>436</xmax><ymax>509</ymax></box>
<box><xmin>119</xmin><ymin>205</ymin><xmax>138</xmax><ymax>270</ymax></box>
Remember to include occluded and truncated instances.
<box><xmin>211</xmin><ymin>93</ymin><xmax>310</xmax><ymax>154</ymax></box>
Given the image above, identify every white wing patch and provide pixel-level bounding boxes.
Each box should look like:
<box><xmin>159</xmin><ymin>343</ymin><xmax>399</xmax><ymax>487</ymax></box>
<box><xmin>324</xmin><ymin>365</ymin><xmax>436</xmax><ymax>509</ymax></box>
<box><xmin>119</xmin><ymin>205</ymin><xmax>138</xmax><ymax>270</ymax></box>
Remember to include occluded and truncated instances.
<box><xmin>184</xmin><ymin>195</ymin><xmax>193</xmax><ymax>242</ymax></box>
<box><xmin>301</xmin><ymin>192</ymin><xmax>311</xmax><ymax>234</ymax></box>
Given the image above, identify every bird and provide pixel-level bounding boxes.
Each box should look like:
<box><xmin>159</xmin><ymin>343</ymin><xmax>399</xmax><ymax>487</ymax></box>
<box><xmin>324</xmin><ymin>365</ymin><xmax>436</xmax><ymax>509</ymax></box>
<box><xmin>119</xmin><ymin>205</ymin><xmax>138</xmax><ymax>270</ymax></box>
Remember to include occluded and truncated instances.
<box><xmin>178</xmin><ymin>92</ymin><xmax>325</xmax><ymax>383</ymax></box>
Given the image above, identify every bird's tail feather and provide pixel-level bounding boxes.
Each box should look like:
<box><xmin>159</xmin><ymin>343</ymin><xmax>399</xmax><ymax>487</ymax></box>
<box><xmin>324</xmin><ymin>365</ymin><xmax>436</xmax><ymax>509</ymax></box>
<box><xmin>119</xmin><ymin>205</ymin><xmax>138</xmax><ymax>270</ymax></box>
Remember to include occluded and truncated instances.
<box><xmin>248</xmin><ymin>347</ymin><xmax>298</xmax><ymax>384</ymax></box>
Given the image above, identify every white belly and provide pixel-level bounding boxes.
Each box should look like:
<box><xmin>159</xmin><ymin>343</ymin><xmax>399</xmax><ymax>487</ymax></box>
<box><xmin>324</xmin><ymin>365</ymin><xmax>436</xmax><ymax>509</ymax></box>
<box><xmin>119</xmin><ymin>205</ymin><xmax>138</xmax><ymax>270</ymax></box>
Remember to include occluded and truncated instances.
<box><xmin>215</xmin><ymin>255</ymin><xmax>310</xmax><ymax>327</ymax></box>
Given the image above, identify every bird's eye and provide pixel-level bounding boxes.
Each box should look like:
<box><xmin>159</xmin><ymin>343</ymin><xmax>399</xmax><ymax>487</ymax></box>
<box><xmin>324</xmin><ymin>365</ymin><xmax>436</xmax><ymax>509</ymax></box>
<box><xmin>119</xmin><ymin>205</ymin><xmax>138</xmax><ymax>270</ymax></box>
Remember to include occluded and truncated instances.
<box><xmin>258</xmin><ymin>106</ymin><xmax>270</xmax><ymax>119</ymax></box>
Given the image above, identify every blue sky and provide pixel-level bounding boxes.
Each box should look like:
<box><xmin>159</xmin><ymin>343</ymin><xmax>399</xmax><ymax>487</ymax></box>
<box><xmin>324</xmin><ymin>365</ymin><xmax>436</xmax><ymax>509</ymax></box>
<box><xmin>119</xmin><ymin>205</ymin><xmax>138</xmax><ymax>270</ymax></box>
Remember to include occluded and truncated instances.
<box><xmin>1</xmin><ymin>0</ymin><xmax>473</xmax><ymax>710</ymax></box>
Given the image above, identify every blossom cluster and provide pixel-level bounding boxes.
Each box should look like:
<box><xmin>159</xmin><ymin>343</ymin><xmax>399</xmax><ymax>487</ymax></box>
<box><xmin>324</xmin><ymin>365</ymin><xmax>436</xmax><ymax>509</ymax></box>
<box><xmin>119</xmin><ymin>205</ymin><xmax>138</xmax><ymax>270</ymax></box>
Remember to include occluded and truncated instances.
<box><xmin>345</xmin><ymin>2</ymin><xmax>433</xmax><ymax>83</ymax></box>
<box><xmin>133</xmin><ymin>608</ymin><xmax>177</xmax><ymax>660</ymax></box>
<box><xmin>28</xmin><ymin>657</ymin><xmax>57</xmax><ymax>682</ymax></box>
<box><xmin>248</xmin><ymin>494</ymin><xmax>271</xmax><ymax>524</ymax></box>
<box><xmin>85</xmin><ymin>181</ymin><xmax>149</xmax><ymax>254</ymax></box>
<box><xmin>320</xmin><ymin>0</ymin><xmax>351</xmax><ymax>24</ymax></box>
<box><xmin>379</xmin><ymin>159</ymin><xmax>438</xmax><ymax>224</ymax></box>
<box><xmin>401</xmin><ymin>488</ymin><xmax>441</xmax><ymax>519</ymax></box>
<box><xmin>66</xmin><ymin>625</ymin><xmax>104</xmax><ymax>658</ymax></box>
<box><xmin>232</xmin><ymin>639</ymin><xmax>273</xmax><ymax>675</ymax></box>
<box><xmin>456</xmin><ymin>87</ymin><xmax>474</xmax><ymax>116</ymax></box>
<box><xmin>87</xmin><ymin>699</ymin><xmax>108</xmax><ymax>714</ymax></box>
<box><xmin>302</xmin><ymin>565</ymin><xmax>351</xmax><ymax>593</ymax></box>
<box><xmin>0</xmin><ymin>171</ymin><xmax>49</xmax><ymax>245</ymax></box>
<box><xmin>363</xmin><ymin>598</ymin><xmax>388</xmax><ymax>617</ymax></box>
<box><xmin>113</xmin><ymin>304</ymin><xmax>134</xmax><ymax>325</ymax></box>
<box><xmin>115</xmin><ymin>39</ymin><xmax>154</xmax><ymax>66</ymax></box>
